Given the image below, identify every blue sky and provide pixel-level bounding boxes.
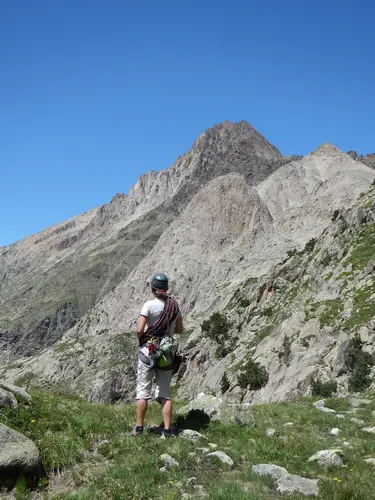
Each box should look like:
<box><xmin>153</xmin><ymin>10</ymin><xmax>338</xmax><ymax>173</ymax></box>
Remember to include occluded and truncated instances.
<box><xmin>1</xmin><ymin>0</ymin><xmax>374</xmax><ymax>246</ymax></box>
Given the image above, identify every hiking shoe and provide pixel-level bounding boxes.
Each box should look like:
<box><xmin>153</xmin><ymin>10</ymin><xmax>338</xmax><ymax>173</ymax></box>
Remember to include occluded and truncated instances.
<box><xmin>132</xmin><ymin>425</ymin><xmax>144</xmax><ymax>436</ymax></box>
<box><xmin>161</xmin><ymin>428</ymin><xmax>174</xmax><ymax>439</ymax></box>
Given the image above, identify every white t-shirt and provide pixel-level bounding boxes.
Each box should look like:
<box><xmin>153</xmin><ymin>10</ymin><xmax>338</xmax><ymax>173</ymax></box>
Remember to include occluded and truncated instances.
<box><xmin>140</xmin><ymin>298</ymin><xmax>181</xmax><ymax>335</ymax></box>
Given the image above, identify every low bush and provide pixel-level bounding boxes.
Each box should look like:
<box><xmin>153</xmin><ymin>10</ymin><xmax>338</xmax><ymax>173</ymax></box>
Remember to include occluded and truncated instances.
<box><xmin>311</xmin><ymin>379</ymin><xmax>338</xmax><ymax>397</ymax></box>
<box><xmin>237</xmin><ymin>359</ymin><xmax>269</xmax><ymax>390</ymax></box>
<box><xmin>345</xmin><ymin>334</ymin><xmax>374</xmax><ymax>392</ymax></box>
<box><xmin>220</xmin><ymin>372</ymin><xmax>230</xmax><ymax>394</ymax></box>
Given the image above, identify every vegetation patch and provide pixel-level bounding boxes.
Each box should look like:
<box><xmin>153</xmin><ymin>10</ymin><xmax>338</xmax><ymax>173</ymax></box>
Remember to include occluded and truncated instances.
<box><xmin>3</xmin><ymin>390</ymin><xmax>375</xmax><ymax>499</ymax></box>
<box><xmin>220</xmin><ymin>372</ymin><xmax>230</xmax><ymax>394</ymax></box>
<box><xmin>311</xmin><ymin>379</ymin><xmax>338</xmax><ymax>397</ymax></box>
<box><xmin>345</xmin><ymin>334</ymin><xmax>374</xmax><ymax>392</ymax></box>
<box><xmin>278</xmin><ymin>335</ymin><xmax>292</xmax><ymax>366</ymax></box>
<box><xmin>237</xmin><ymin>358</ymin><xmax>269</xmax><ymax>390</ymax></box>
<box><xmin>346</xmin><ymin>223</ymin><xmax>375</xmax><ymax>271</ymax></box>
<box><xmin>318</xmin><ymin>299</ymin><xmax>344</xmax><ymax>327</ymax></box>
<box><xmin>343</xmin><ymin>282</ymin><xmax>375</xmax><ymax>331</ymax></box>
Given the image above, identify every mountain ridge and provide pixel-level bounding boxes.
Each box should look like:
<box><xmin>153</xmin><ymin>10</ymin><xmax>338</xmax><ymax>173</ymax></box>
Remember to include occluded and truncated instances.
<box><xmin>1</xmin><ymin>121</ymin><xmax>375</xmax><ymax>407</ymax></box>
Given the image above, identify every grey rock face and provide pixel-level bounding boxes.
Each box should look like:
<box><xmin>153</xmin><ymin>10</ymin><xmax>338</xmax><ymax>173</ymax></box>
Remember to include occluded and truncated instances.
<box><xmin>0</xmin><ymin>423</ymin><xmax>44</xmax><ymax>488</ymax></box>
<box><xmin>2</xmin><ymin>123</ymin><xmax>375</xmax><ymax>407</ymax></box>
<box><xmin>252</xmin><ymin>464</ymin><xmax>319</xmax><ymax>496</ymax></box>
<box><xmin>0</xmin><ymin>121</ymin><xmax>282</xmax><ymax>362</ymax></box>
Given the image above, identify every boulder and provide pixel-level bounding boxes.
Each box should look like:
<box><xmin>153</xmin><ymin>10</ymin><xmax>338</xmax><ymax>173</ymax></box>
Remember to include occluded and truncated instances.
<box><xmin>177</xmin><ymin>393</ymin><xmax>253</xmax><ymax>425</ymax></box>
<box><xmin>252</xmin><ymin>464</ymin><xmax>318</xmax><ymax>496</ymax></box>
<box><xmin>0</xmin><ymin>388</ymin><xmax>17</xmax><ymax>409</ymax></box>
<box><xmin>0</xmin><ymin>423</ymin><xmax>44</xmax><ymax>489</ymax></box>
<box><xmin>308</xmin><ymin>449</ymin><xmax>346</xmax><ymax>468</ymax></box>
<box><xmin>0</xmin><ymin>382</ymin><xmax>32</xmax><ymax>404</ymax></box>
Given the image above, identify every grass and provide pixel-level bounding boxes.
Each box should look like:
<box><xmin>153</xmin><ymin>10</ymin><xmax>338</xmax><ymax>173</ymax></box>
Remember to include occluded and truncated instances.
<box><xmin>343</xmin><ymin>282</ymin><xmax>375</xmax><ymax>331</ymax></box>
<box><xmin>2</xmin><ymin>391</ymin><xmax>375</xmax><ymax>499</ymax></box>
<box><xmin>346</xmin><ymin>223</ymin><xmax>375</xmax><ymax>271</ymax></box>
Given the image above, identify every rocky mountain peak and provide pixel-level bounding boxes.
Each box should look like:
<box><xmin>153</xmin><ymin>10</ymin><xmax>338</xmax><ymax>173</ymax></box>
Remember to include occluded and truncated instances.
<box><xmin>192</xmin><ymin>120</ymin><xmax>282</xmax><ymax>160</ymax></box>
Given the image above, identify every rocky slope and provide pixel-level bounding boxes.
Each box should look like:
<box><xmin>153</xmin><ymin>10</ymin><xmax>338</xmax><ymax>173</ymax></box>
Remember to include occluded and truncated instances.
<box><xmin>1</xmin><ymin>121</ymin><xmax>290</xmax><ymax>361</ymax></box>
<box><xmin>1</xmin><ymin>124</ymin><xmax>374</xmax><ymax>405</ymax></box>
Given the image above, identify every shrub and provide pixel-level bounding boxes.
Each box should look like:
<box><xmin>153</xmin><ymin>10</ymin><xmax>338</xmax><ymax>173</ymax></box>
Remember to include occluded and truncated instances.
<box><xmin>201</xmin><ymin>312</ymin><xmax>231</xmax><ymax>344</ymax></box>
<box><xmin>262</xmin><ymin>307</ymin><xmax>274</xmax><ymax>318</ymax></box>
<box><xmin>239</xmin><ymin>297</ymin><xmax>251</xmax><ymax>308</ymax></box>
<box><xmin>311</xmin><ymin>379</ymin><xmax>337</xmax><ymax>397</ymax></box>
<box><xmin>237</xmin><ymin>358</ymin><xmax>269</xmax><ymax>390</ymax></box>
<box><xmin>287</xmin><ymin>248</ymin><xmax>298</xmax><ymax>258</ymax></box>
<box><xmin>278</xmin><ymin>336</ymin><xmax>292</xmax><ymax>366</ymax></box>
<box><xmin>345</xmin><ymin>334</ymin><xmax>374</xmax><ymax>392</ymax></box>
<box><xmin>331</xmin><ymin>209</ymin><xmax>340</xmax><ymax>221</ymax></box>
<box><xmin>304</xmin><ymin>238</ymin><xmax>317</xmax><ymax>253</ymax></box>
<box><xmin>220</xmin><ymin>372</ymin><xmax>230</xmax><ymax>394</ymax></box>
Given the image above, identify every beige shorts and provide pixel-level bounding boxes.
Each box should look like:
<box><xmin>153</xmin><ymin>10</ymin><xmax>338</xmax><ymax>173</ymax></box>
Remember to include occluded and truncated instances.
<box><xmin>136</xmin><ymin>358</ymin><xmax>173</xmax><ymax>401</ymax></box>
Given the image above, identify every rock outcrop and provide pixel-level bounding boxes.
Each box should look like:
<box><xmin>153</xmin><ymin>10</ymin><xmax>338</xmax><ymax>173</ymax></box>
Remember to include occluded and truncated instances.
<box><xmin>0</xmin><ymin>423</ymin><xmax>44</xmax><ymax>489</ymax></box>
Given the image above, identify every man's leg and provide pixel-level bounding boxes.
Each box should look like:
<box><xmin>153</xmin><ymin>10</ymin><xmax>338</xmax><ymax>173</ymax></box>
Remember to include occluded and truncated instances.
<box><xmin>155</xmin><ymin>369</ymin><xmax>173</xmax><ymax>431</ymax></box>
<box><xmin>160</xmin><ymin>397</ymin><xmax>172</xmax><ymax>430</ymax></box>
<box><xmin>135</xmin><ymin>359</ymin><xmax>153</xmax><ymax>434</ymax></box>
<box><xmin>136</xmin><ymin>399</ymin><xmax>148</xmax><ymax>427</ymax></box>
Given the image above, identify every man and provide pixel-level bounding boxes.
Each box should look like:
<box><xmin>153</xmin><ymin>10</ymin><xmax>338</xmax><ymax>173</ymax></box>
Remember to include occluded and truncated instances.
<box><xmin>134</xmin><ymin>273</ymin><xmax>183</xmax><ymax>437</ymax></box>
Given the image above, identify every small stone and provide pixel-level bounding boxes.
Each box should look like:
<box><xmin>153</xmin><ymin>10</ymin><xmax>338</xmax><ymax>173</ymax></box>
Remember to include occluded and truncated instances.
<box><xmin>308</xmin><ymin>449</ymin><xmax>346</xmax><ymax>468</ymax></box>
<box><xmin>193</xmin><ymin>485</ymin><xmax>207</xmax><ymax>498</ymax></box>
<box><xmin>320</xmin><ymin>407</ymin><xmax>336</xmax><ymax>414</ymax></box>
<box><xmin>313</xmin><ymin>400</ymin><xmax>326</xmax><ymax>409</ymax></box>
<box><xmin>364</xmin><ymin>458</ymin><xmax>375</xmax><ymax>466</ymax></box>
<box><xmin>207</xmin><ymin>451</ymin><xmax>234</xmax><ymax>467</ymax></box>
<box><xmin>361</xmin><ymin>426</ymin><xmax>375</xmax><ymax>434</ymax></box>
<box><xmin>266</xmin><ymin>428</ymin><xmax>276</xmax><ymax>436</ymax></box>
<box><xmin>208</xmin><ymin>443</ymin><xmax>217</xmax><ymax>449</ymax></box>
<box><xmin>350</xmin><ymin>418</ymin><xmax>365</xmax><ymax>425</ymax></box>
<box><xmin>336</xmin><ymin>414</ymin><xmax>345</xmax><ymax>419</ymax></box>
<box><xmin>283</xmin><ymin>422</ymin><xmax>294</xmax><ymax>427</ymax></box>
<box><xmin>181</xmin><ymin>493</ymin><xmax>193</xmax><ymax>499</ymax></box>
<box><xmin>196</xmin><ymin>447</ymin><xmax>210</xmax><ymax>454</ymax></box>
<box><xmin>188</xmin><ymin>452</ymin><xmax>197</xmax><ymax>457</ymax></box>
<box><xmin>186</xmin><ymin>477</ymin><xmax>197</xmax><ymax>485</ymax></box>
<box><xmin>330</xmin><ymin>428</ymin><xmax>341</xmax><ymax>436</ymax></box>
<box><xmin>342</xmin><ymin>442</ymin><xmax>351</xmax><ymax>448</ymax></box>
<box><xmin>180</xmin><ymin>429</ymin><xmax>208</xmax><ymax>442</ymax></box>
<box><xmin>160</xmin><ymin>453</ymin><xmax>179</xmax><ymax>469</ymax></box>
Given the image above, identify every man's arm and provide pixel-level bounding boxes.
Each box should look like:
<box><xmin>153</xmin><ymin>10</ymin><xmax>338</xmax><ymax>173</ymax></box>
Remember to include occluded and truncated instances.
<box><xmin>137</xmin><ymin>315</ymin><xmax>148</xmax><ymax>340</ymax></box>
<box><xmin>174</xmin><ymin>315</ymin><xmax>183</xmax><ymax>334</ymax></box>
